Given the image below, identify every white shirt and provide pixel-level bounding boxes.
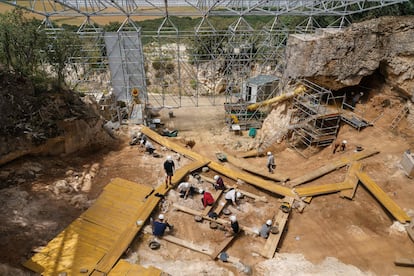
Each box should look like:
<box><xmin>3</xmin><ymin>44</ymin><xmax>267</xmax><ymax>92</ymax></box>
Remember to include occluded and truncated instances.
<box><xmin>225</xmin><ymin>189</ymin><xmax>236</xmax><ymax>202</ymax></box>
<box><xmin>177</xmin><ymin>182</ymin><xmax>190</xmax><ymax>192</ymax></box>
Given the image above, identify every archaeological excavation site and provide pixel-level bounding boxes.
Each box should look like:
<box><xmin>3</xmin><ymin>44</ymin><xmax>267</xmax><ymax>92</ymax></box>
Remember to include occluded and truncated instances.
<box><xmin>1</xmin><ymin>1</ymin><xmax>414</xmax><ymax>275</ymax></box>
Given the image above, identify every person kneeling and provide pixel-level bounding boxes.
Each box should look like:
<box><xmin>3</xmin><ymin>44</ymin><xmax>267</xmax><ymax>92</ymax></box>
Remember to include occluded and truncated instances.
<box><xmin>200</xmin><ymin>189</ymin><xmax>215</xmax><ymax>209</ymax></box>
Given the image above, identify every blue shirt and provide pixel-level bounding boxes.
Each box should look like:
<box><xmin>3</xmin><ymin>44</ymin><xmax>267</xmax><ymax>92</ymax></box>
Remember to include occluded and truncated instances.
<box><xmin>153</xmin><ymin>221</ymin><xmax>168</xmax><ymax>237</ymax></box>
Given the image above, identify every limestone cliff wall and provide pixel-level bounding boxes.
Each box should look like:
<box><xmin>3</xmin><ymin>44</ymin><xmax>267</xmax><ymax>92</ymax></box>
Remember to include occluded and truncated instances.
<box><xmin>283</xmin><ymin>16</ymin><xmax>414</xmax><ymax>97</ymax></box>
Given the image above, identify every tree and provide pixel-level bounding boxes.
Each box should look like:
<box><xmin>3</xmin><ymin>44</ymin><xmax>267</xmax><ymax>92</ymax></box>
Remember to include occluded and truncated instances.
<box><xmin>43</xmin><ymin>30</ymin><xmax>82</xmax><ymax>89</ymax></box>
<box><xmin>0</xmin><ymin>9</ymin><xmax>46</xmax><ymax>77</ymax></box>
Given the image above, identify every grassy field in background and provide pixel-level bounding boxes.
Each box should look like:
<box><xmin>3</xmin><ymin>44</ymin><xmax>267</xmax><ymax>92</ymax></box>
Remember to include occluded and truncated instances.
<box><xmin>0</xmin><ymin>3</ymin><xmax>200</xmax><ymax>26</ymax></box>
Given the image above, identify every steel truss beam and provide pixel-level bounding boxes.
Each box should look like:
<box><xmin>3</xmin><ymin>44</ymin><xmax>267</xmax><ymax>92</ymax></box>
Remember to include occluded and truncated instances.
<box><xmin>0</xmin><ymin>0</ymin><xmax>407</xmax><ymax>110</ymax></box>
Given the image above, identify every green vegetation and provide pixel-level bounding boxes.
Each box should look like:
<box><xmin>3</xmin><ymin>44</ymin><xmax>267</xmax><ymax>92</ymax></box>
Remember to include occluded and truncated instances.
<box><xmin>0</xmin><ymin>4</ymin><xmax>412</xmax><ymax>93</ymax></box>
<box><xmin>0</xmin><ymin>9</ymin><xmax>83</xmax><ymax>92</ymax></box>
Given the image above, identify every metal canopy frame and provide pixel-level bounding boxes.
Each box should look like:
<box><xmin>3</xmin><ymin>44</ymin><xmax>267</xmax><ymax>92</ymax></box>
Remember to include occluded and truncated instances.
<box><xmin>0</xmin><ymin>0</ymin><xmax>407</xmax><ymax>109</ymax></box>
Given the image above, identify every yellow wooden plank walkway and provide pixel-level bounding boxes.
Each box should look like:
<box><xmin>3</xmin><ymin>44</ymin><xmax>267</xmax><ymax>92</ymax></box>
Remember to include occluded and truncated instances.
<box><xmin>340</xmin><ymin>162</ymin><xmax>362</xmax><ymax>199</ymax></box>
<box><xmin>23</xmin><ymin>178</ymin><xmax>155</xmax><ymax>275</ymax></box>
<box><xmin>356</xmin><ymin>171</ymin><xmax>411</xmax><ymax>223</ymax></box>
<box><xmin>141</xmin><ymin>126</ymin><xmax>295</xmax><ymax>198</ymax></box>
<box><xmin>288</xmin><ymin>150</ymin><xmax>379</xmax><ymax>187</ymax></box>
<box><xmin>226</xmin><ymin>154</ymin><xmax>289</xmax><ymax>182</ymax></box>
<box><xmin>294</xmin><ymin>182</ymin><xmax>354</xmax><ymax>197</ymax></box>
<box><xmin>261</xmin><ymin>197</ymin><xmax>295</xmax><ymax>259</ymax></box>
<box><xmin>108</xmin><ymin>260</ymin><xmax>162</xmax><ymax>276</ymax></box>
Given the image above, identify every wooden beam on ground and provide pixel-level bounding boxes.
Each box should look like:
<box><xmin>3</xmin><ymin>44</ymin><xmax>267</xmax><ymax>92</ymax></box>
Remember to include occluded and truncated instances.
<box><xmin>203</xmin><ymin>189</ymin><xmax>224</xmax><ymax>216</ymax></box>
<box><xmin>394</xmin><ymin>258</ymin><xmax>414</xmax><ymax>267</ymax></box>
<box><xmin>171</xmin><ymin>160</ymin><xmax>210</xmax><ymax>187</ymax></box>
<box><xmin>288</xmin><ymin>150</ymin><xmax>379</xmax><ymax>187</ymax></box>
<box><xmin>161</xmin><ymin>235</ymin><xmax>212</xmax><ymax>256</ymax></box>
<box><xmin>261</xmin><ymin>197</ymin><xmax>295</xmax><ymax>259</ymax></box>
<box><xmin>340</xmin><ymin>162</ymin><xmax>362</xmax><ymax>199</ymax></box>
<box><xmin>356</xmin><ymin>171</ymin><xmax>411</xmax><ymax>223</ymax></box>
<box><xmin>141</xmin><ymin>126</ymin><xmax>207</xmax><ymax>162</ymax></box>
<box><xmin>108</xmin><ymin>260</ymin><xmax>163</xmax><ymax>276</ymax></box>
<box><xmin>141</xmin><ymin>126</ymin><xmax>295</xmax><ymax>198</ymax></box>
<box><xmin>142</xmin><ymin>226</ymin><xmax>213</xmax><ymax>256</ymax></box>
<box><xmin>214</xmin><ymin>199</ymin><xmax>229</xmax><ymax>216</ymax></box>
<box><xmin>226</xmin><ymin>155</ymin><xmax>289</xmax><ymax>182</ymax></box>
<box><xmin>237</xmin><ymin>149</ymin><xmax>260</xmax><ymax>158</ymax></box>
<box><xmin>294</xmin><ymin>181</ymin><xmax>354</xmax><ymax>197</ymax></box>
<box><xmin>173</xmin><ymin>203</ymin><xmax>258</xmax><ymax>235</ymax></box>
<box><xmin>200</xmin><ymin>175</ymin><xmax>268</xmax><ymax>203</ymax></box>
<box><xmin>210</xmin><ymin>234</ymin><xmax>238</xmax><ymax>260</ymax></box>
<box><xmin>208</xmin><ymin>161</ymin><xmax>295</xmax><ymax>198</ymax></box>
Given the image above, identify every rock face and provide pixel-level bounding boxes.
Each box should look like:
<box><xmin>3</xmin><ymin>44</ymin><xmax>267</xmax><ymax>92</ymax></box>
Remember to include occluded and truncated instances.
<box><xmin>283</xmin><ymin>16</ymin><xmax>414</xmax><ymax>97</ymax></box>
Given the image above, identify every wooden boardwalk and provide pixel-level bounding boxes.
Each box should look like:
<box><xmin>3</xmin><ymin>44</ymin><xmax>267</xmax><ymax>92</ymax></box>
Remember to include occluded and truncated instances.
<box><xmin>24</xmin><ymin>178</ymin><xmax>163</xmax><ymax>275</ymax></box>
<box><xmin>261</xmin><ymin>197</ymin><xmax>295</xmax><ymax>259</ymax></box>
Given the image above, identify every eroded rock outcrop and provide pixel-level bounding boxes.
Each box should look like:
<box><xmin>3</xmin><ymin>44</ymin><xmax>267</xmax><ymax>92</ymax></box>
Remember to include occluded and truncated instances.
<box><xmin>284</xmin><ymin>16</ymin><xmax>414</xmax><ymax>98</ymax></box>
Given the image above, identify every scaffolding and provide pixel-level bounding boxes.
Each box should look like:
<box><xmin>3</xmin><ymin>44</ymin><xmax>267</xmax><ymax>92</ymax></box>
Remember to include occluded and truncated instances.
<box><xmin>0</xmin><ymin>0</ymin><xmax>408</xmax><ymax>114</ymax></box>
<box><xmin>289</xmin><ymin>79</ymin><xmax>344</xmax><ymax>152</ymax></box>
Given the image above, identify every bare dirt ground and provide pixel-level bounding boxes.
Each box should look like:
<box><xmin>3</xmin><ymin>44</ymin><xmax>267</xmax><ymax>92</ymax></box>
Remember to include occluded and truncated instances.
<box><xmin>1</xmin><ymin>91</ymin><xmax>414</xmax><ymax>275</ymax></box>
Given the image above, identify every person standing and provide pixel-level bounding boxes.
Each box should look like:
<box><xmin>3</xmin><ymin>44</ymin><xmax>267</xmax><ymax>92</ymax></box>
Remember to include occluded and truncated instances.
<box><xmin>164</xmin><ymin>155</ymin><xmax>175</xmax><ymax>188</ymax></box>
<box><xmin>200</xmin><ymin>189</ymin><xmax>215</xmax><ymax>208</ymax></box>
<box><xmin>267</xmin><ymin>151</ymin><xmax>275</xmax><ymax>173</ymax></box>
<box><xmin>213</xmin><ymin>175</ymin><xmax>226</xmax><ymax>190</ymax></box>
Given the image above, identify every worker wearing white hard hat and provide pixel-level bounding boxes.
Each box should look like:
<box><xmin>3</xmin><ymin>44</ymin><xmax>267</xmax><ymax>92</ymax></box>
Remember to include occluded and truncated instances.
<box><xmin>267</xmin><ymin>151</ymin><xmax>275</xmax><ymax>173</ymax></box>
<box><xmin>212</xmin><ymin>175</ymin><xmax>225</xmax><ymax>190</ymax></box>
<box><xmin>152</xmin><ymin>214</ymin><xmax>173</xmax><ymax>237</ymax></box>
<box><xmin>163</xmin><ymin>155</ymin><xmax>175</xmax><ymax>188</ymax></box>
<box><xmin>225</xmin><ymin>188</ymin><xmax>242</xmax><ymax>207</ymax></box>
<box><xmin>259</xmin><ymin>219</ymin><xmax>273</xmax><ymax>238</ymax></box>
<box><xmin>229</xmin><ymin>215</ymin><xmax>240</xmax><ymax>235</ymax></box>
<box><xmin>177</xmin><ymin>182</ymin><xmax>195</xmax><ymax>199</ymax></box>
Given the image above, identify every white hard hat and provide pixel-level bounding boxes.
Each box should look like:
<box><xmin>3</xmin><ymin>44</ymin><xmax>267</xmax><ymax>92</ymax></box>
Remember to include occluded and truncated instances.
<box><xmin>236</xmin><ymin>192</ymin><xmax>242</xmax><ymax>198</ymax></box>
<box><xmin>266</xmin><ymin>219</ymin><xmax>273</xmax><ymax>226</ymax></box>
<box><xmin>230</xmin><ymin>215</ymin><xmax>237</xmax><ymax>222</ymax></box>
<box><xmin>214</xmin><ymin>175</ymin><xmax>219</xmax><ymax>180</ymax></box>
<box><xmin>199</xmin><ymin>189</ymin><xmax>204</xmax><ymax>194</ymax></box>
<box><xmin>167</xmin><ymin>155</ymin><xmax>172</xmax><ymax>161</ymax></box>
<box><xmin>267</xmin><ymin>151</ymin><xmax>272</xmax><ymax>155</ymax></box>
<box><xmin>158</xmin><ymin>214</ymin><xmax>164</xmax><ymax>220</ymax></box>
<box><xmin>342</xmin><ymin>140</ymin><xmax>347</xmax><ymax>144</ymax></box>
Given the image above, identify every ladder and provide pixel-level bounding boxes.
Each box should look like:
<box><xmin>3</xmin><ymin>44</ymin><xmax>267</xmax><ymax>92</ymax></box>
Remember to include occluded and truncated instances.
<box><xmin>390</xmin><ymin>105</ymin><xmax>409</xmax><ymax>130</ymax></box>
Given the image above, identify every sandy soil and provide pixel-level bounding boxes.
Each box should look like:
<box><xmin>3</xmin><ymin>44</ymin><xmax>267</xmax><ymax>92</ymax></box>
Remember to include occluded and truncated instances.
<box><xmin>0</xmin><ymin>93</ymin><xmax>414</xmax><ymax>276</ymax></box>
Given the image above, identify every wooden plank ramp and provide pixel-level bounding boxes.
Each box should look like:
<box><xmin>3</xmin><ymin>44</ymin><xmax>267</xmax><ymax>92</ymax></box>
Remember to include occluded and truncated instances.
<box><xmin>173</xmin><ymin>203</ymin><xmax>258</xmax><ymax>235</ymax></box>
<box><xmin>210</xmin><ymin>233</ymin><xmax>238</xmax><ymax>260</ymax></box>
<box><xmin>141</xmin><ymin>126</ymin><xmax>295</xmax><ymax>198</ymax></box>
<box><xmin>200</xmin><ymin>174</ymin><xmax>268</xmax><ymax>203</ymax></box>
<box><xmin>94</xmin><ymin>162</ymin><xmax>204</xmax><ymax>274</ymax></box>
<box><xmin>294</xmin><ymin>182</ymin><xmax>354</xmax><ymax>197</ymax></box>
<box><xmin>171</xmin><ymin>160</ymin><xmax>210</xmax><ymax>187</ymax></box>
<box><xmin>356</xmin><ymin>171</ymin><xmax>411</xmax><ymax>223</ymax></box>
<box><xmin>261</xmin><ymin>197</ymin><xmax>295</xmax><ymax>259</ymax></box>
<box><xmin>340</xmin><ymin>162</ymin><xmax>362</xmax><ymax>199</ymax></box>
<box><xmin>288</xmin><ymin>150</ymin><xmax>379</xmax><ymax>187</ymax></box>
<box><xmin>108</xmin><ymin>260</ymin><xmax>162</xmax><ymax>276</ymax></box>
<box><xmin>226</xmin><ymin>154</ymin><xmax>289</xmax><ymax>182</ymax></box>
<box><xmin>23</xmin><ymin>178</ymin><xmax>159</xmax><ymax>275</ymax></box>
